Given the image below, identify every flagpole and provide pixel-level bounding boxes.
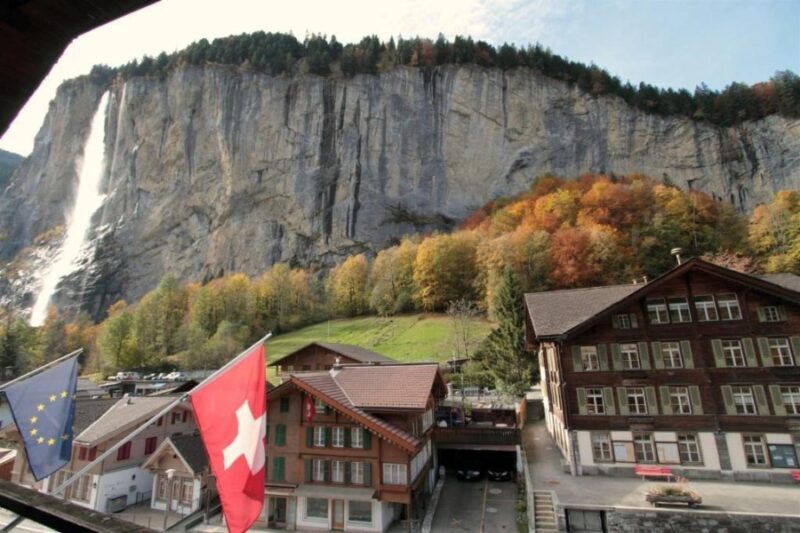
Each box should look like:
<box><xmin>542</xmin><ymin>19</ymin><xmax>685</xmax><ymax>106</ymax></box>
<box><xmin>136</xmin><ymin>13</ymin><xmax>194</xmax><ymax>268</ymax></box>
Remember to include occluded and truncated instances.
<box><xmin>50</xmin><ymin>332</ymin><xmax>271</xmax><ymax>497</ymax></box>
<box><xmin>0</xmin><ymin>348</ymin><xmax>83</xmax><ymax>392</ymax></box>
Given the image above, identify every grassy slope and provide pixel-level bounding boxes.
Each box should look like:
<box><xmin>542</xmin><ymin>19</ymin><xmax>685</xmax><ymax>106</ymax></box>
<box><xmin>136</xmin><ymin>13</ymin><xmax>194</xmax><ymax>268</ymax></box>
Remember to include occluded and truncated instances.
<box><xmin>265</xmin><ymin>313</ymin><xmax>494</xmax><ymax>364</ymax></box>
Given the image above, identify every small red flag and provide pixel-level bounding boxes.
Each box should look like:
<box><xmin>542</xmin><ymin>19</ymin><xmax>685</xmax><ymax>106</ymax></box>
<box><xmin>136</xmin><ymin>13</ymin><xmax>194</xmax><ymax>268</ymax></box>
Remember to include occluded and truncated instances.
<box><xmin>304</xmin><ymin>393</ymin><xmax>316</xmax><ymax>422</ymax></box>
<box><xmin>190</xmin><ymin>344</ymin><xmax>266</xmax><ymax>533</ymax></box>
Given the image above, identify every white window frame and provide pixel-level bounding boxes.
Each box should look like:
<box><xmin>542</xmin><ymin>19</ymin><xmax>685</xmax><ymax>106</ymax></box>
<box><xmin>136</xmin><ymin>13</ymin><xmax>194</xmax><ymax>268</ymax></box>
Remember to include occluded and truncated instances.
<box><xmin>717</xmin><ymin>293</ymin><xmax>742</xmax><ymax>320</ymax></box>
<box><xmin>647</xmin><ymin>299</ymin><xmax>669</xmax><ymax>324</ymax></box>
<box><xmin>313</xmin><ymin>426</ymin><xmax>326</xmax><ymax>447</ymax></box>
<box><xmin>620</xmin><ymin>343</ymin><xmax>640</xmax><ymax>370</ymax></box>
<box><xmin>347</xmin><ymin>500</ymin><xmax>373</xmax><ymax>524</ymax></box>
<box><xmin>305</xmin><ymin>497</ymin><xmax>329</xmax><ymax>520</ymax></box>
<box><xmin>350</xmin><ymin>462</ymin><xmax>365</xmax><ymax>485</ymax></box>
<box><xmin>313</xmin><ymin>459</ymin><xmax>326</xmax><ymax>482</ymax></box>
<box><xmin>314</xmin><ymin>398</ymin><xmax>326</xmax><ymax>410</ymax></box>
<box><xmin>585</xmin><ymin>387</ymin><xmax>605</xmax><ymax>415</ymax></box>
<box><xmin>781</xmin><ymin>386</ymin><xmax>800</xmax><ymax>415</ymax></box>
<box><xmin>350</xmin><ymin>427</ymin><xmax>364</xmax><ymax>448</ymax></box>
<box><xmin>591</xmin><ymin>433</ymin><xmax>613</xmax><ymax>463</ymax></box>
<box><xmin>761</xmin><ymin>306</ymin><xmax>781</xmax><ymax>322</ymax></box>
<box><xmin>668</xmin><ymin>297</ymin><xmax>692</xmax><ymax>323</ymax></box>
<box><xmin>661</xmin><ymin>342</ymin><xmax>683</xmax><ymax>369</ymax></box>
<box><xmin>382</xmin><ymin>463</ymin><xmax>407</xmax><ymax>485</ymax></box>
<box><xmin>694</xmin><ymin>295</ymin><xmax>718</xmax><ymax>322</ymax></box>
<box><xmin>581</xmin><ymin>346</ymin><xmax>600</xmax><ymax>371</ymax></box>
<box><xmin>615</xmin><ymin>314</ymin><xmax>631</xmax><ymax>329</ymax></box>
<box><xmin>732</xmin><ymin>386</ymin><xmax>756</xmax><ymax>415</ymax></box>
<box><xmin>627</xmin><ymin>387</ymin><xmax>647</xmax><ymax>415</ymax></box>
<box><xmin>677</xmin><ymin>434</ymin><xmax>702</xmax><ymax>465</ymax></box>
<box><xmin>769</xmin><ymin>338</ymin><xmax>794</xmax><ymax>366</ymax></box>
<box><xmin>670</xmin><ymin>387</ymin><xmax>692</xmax><ymax>414</ymax></box>
<box><xmin>743</xmin><ymin>435</ymin><xmax>769</xmax><ymax>466</ymax></box>
<box><xmin>722</xmin><ymin>339</ymin><xmax>746</xmax><ymax>367</ymax></box>
<box><xmin>332</xmin><ymin>427</ymin><xmax>345</xmax><ymax>448</ymax></box>
<box><xmin>633</xmin><ymin>433</ymin><xmax>656</xmax><ymax>463</ymax></box>
<box><xmin>331</xmin><ymin>460</ymin><xmax>345</xmax><ymax>483</ymax></box>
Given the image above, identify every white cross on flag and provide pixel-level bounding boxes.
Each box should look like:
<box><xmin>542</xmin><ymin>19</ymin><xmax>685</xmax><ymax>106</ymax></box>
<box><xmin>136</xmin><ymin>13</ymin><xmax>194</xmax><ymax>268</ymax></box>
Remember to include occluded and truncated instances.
<box><xmin>190</xmin><ymin>343</ymin><xmax>266</xmax><ymax>533</ymax></box>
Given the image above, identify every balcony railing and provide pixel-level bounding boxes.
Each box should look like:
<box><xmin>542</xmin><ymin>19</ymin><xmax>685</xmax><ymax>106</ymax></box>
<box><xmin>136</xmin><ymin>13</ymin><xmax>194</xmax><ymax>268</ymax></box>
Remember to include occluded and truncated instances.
<box><xmin>433</xmin><ymin>426</ymin><xmax>520</xmax><ymax>446</ymax></box>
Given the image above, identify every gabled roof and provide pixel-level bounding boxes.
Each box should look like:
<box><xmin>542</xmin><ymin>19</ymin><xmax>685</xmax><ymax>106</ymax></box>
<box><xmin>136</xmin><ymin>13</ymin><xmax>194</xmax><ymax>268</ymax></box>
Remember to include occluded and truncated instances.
<box><xmin>76</xmin><ymin>396</ymin><xmax>188</xmax><ymax>446</ymax></box>
<box><xmin>525</xmin><ymin>258</ymin><xmax>800</xmax><ymax>341</ymax></box>
<box><xmin>268</xmin><ymin>342</ymin><xmax>396</xmax><ymax>367</ymax></box>
<box><xmin>143</xmin><ymin>434</ymin><xmax>208</xmax><ymax>475</ymax></box>
<box><xmin>73</xmin><ymin>399</ymin><xmax>118</xmax><ymax>435</ymax></box>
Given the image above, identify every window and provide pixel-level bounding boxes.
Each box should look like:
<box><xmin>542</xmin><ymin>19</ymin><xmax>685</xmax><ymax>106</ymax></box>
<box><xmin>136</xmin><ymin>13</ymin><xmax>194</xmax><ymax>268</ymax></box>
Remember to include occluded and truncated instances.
<box><xmin>717</xmin><ymin>293</ymin><xmax>742</xmax><ymax>320</ymax></box>
<box><xmin>382</xmin><ymin>463</ymin><xmax>407</xmax><ymax>485</ymax></box>
<box><xmin>781</xmin><ymin>386</ymin><xmax>800</xmax><ymax>415</ymax></box>
<box><xmin>314</xmin><ymin>398</ymin><xmax>326</xmax><ymax>411</ymax></box>
<box><xmin>677</xmin><ymin>434</ymin><xmax>702</xmax><ymax>465</ymax></box>
<box><xmin>694</xmin><ymin>295</ymin><xmax>718</xmax><ymax>322</ymax></box>
<box><xmin>351</xmin><ymin>427</ymin><xmax>364</xmax><ymax>448</ymax></box>
<box><xmin>591</xmin><ymin>433</ymin><xmax>613</xmax><ymax>462</ymax></box>
<box><xmin>157</xmin><ymin>477</ymin><xmax>168</xmax><ymax>500</ymax></box>
<box><xmin>620</xmin><ymin>344</ymin><xmax>640</xmax><ymax>370</ymax></box>
<box><xmin>627</xmin><ymin>388</ymin><xmax>647</xmax><ymax>415</ymax></box>
<box><xmin>759</xmin><ymin>306</ymin><xmax>782</xmax><ymax>322</ymax></box>
<box><xmin>73</xmin><ymin>474</ymin><xmax>91</xmax><ymax>502</ymax></box>
<box><xmin>273</xmin><ymin>457</ymin><xmax>285</xmax><ymax>482</ymax></box>
<box><xmin>171</xmin><ymin>412</ymin><xmax>180</xmax><ymax>424</ymax></box>
<box><xmin>614</xmin><ymin>314</ymin><xmax>631</xmax><ymax>329</ymax></box>
<box><xmin>661</xmin><ymin>342</ymin><xmax>683</xmax><ymax>369</ymax></box>
<box><xmin>280</xmin><ymin>397</ymin><xmax>290</xmax><ymax>412</ymax></box>
<box><xmin>351</xmin><ymin>462</ymin><xmax>365</xmax><ymax>484</ymax></box>
<box><xmin>732</xmin><ymin>386</ymin><xmax>756</xmax><ymax>415</ymax></box>
<box><xmin>88</xmin><ymin>447</ymin><xmax>97</xmax><ymax>461</ymax></box>
<box><xmin>668</xmin><ymin>297</ymin><xmax>691</xmax><ymax>323</ymax></box>
<box><xmin>769</xmin><ymin>338</ymin><xmax>794</xmax><ymax>366</ymax></box>
<box><xmin>332</xmin><ymin>427</ymin><xmax>345</xmax><ymax>448</ymax></box>
<box><xmin>585</xmin><ymin>388</ymin><xmax>605</xmax><ymax>415</ymax></box>
<box><xmin>180</xmin><ymin>480</ymin><xmax>193</xmax><ymax>503</ymax></box>
<box><xmin>647</xmin><ymin>299</ymin><xmax>669</xmax><ymax>324</ymax></box>
<box><xmin>332</xmin><ymin>460</ymin><xmax>345</xmax><ymax>483</ymax></box>
<box><xmin>743</xmin><ymin>435</ymin><xmax>769</xmax><ymax>466</ymax></box>
<box><xmin>182</xmin><ymin>411</ymin><xmax>189</xmax><ymax>423</ymax></box>
<box><xmin>144</xmin><ymin>436</ymin><xmax>157</xmax><ymax>455</ymax></box>
<box><xmin>116</xmin><ymin>442</ymin><xmax>132</xmax><ymax>461</ymax></box>
<box><xmin>633</xmin><ymin>433</ymin><xmax>656</xmax><ymax>463</ymax></box>
<box><xmin>275</xmin><ymin>424</ymin><xmax>287</xmax><ymax>446</ymax></box>
<box><xmin>349</xmin><ymin>501</ymin><xmax>373</xmax><ymax>524</ymax></box>
<box><xmin>314</xmin><ymin>426</ymin><xmax>326</xmax><ymax>447</ymax></box>
<box><xmin>581</xmin><ymin>346</ymin><xmax>599</xmax><ymax>371</ymax></box>
<box><xmin>78</xmin><ymin>447</ymin><xmax>87</xmax><ymax>461</ymax></box>
<box><xmin>722</xmin><ymin>340</ymin><xmax>746</xmax><ymax>367</ymax></box>
<box><xmin>670</xmin><ymin>387</ymin><xmax>692</xmax><ymax>414</ymax></box>
<box><xmin>313</xmin><ymin>459</ymin><xmax>327</xmax><ymax>482</ymax></box>
<box><xmin>306</xmin><ymin>497</ymin><xmax>328</xmax><ymax>519</ymax></box>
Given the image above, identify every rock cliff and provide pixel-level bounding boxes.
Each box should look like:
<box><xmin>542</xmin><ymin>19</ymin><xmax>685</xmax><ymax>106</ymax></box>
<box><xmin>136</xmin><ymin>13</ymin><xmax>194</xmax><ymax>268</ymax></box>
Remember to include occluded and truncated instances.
<box><xmin>1</xmin><ymin>64</ymin><xmax>799</xmax><ymax>318</ymax></box>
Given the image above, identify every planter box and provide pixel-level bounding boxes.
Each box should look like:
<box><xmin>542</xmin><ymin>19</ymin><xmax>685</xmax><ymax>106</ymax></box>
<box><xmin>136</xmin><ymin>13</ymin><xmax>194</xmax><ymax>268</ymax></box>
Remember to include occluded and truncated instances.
<box><xmin>646</xmin><ymin>493</ymin><xmax>702</xmax><ymax>508</ymax></box>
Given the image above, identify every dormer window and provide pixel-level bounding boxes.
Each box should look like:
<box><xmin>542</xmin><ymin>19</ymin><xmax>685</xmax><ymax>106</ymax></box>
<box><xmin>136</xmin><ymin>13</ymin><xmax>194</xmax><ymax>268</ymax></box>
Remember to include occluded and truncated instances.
<box><xmin>717</xmin><ymin>293</ymin><xmax>742</xmax><ymax>320</ymax></box>
<box><xmin>646</xmin><ymin>299</ymin><xmax>669</xmax><ymax>324</ymax></box>
<box><xmin>668</xmin><ymin>297</ymin><xmax>691</xmax><ymax>323</ymax></box>
<box><xmin>694</xmin><ymin>295</ymin><xmax>718</xmax><ymax>322</ymax></box>
<box><xmin>758</xmin><ymin>306</ymin><xmax>785</xmax><ymax>322</ymax></box>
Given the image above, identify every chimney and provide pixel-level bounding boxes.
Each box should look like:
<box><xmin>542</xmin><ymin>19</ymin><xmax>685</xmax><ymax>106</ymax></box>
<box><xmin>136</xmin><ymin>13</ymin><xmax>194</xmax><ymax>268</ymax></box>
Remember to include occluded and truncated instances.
<box><xmin>670</xmin><ymin>247</ymin><xmax>684</xmax><ymax>266</ymax></box>
<box><xmin>330</xmin><ymin>356</ymin><xmax>342</xmax><ymax>377</ymax></box>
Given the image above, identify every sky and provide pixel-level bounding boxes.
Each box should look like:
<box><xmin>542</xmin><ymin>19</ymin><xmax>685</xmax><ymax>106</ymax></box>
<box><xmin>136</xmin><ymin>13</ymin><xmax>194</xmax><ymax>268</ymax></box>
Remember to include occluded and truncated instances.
<box><xmin>1</xmin><ymin>0</ymin><xmax>798</xmax><ymax>156</ymax></box>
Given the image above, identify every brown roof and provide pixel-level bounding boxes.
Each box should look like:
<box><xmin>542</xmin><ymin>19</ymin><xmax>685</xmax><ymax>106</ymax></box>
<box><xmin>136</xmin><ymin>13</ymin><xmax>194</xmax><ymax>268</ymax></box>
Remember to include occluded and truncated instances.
<box><xmin>269</xmin><ymin>342</ymin><xmax>396</xmax><ymax>367</ymax></box>
<box><xmin>76</xmin><ymin>396</ymin><xmax>188</xmax><ymax>446</ymax></box>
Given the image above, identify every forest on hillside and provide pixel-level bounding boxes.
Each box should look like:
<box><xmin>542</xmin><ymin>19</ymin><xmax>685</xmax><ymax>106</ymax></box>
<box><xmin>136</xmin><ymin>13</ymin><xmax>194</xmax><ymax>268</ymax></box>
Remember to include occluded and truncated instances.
<box><xmin>82</xmin><ymin>32</ymin><xmax>800</xmax><ymax>127</ymax></box>
<box><xmin>1</xmin><ymin>174</ymin><xmax>797</xmax><ymax>379</ymax></box>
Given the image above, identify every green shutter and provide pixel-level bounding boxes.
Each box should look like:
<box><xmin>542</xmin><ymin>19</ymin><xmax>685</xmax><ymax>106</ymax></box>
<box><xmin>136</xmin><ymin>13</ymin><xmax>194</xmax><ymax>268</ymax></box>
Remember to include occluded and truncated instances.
<box><xmin>617</xmin><ymin>387</ymin><xmax>629</xmax><ymax>415</ymax></box>
<box><xmin>266</xmin><ymin>424</ymin><xmax>270</xmax><ymax>444</ymax></box>
<box><xmin>345</xmin><ymin>462</ymin><xmax>352</xmax><ymax>484</ymax></box>
<box><xmin>711</xmin><ymin>339</ymin><xmax>725</xmax><ymax>367</ymax></box>
<box><xmin>277</xmin><ymin>424</ymin><xmax>286</xmax><ymax>446</ymax></box>
<box><xmin>571</xmin><ymin>346</ymin><xmax>583</xmax><ymax>372</ymax></box>
<box><xmin>757</xmin><ymin>307</ymin><xmax>767</xmax><ymax>322</ymax></box>
<box><xmin>306</xmin><ymin>427</ymin><xmax>314</xmax><ymax>447</ymax></box>
<box><xmin>304</xmin><ymin>459</ymin><xmax>312</xmax><ymax>482</ymax></box>
<box><xmin>638</xmin><ymin>342</ymin><xmax>650</xmax><ymax>369</ymax></box>
<box><xmin>363</xmin><ymin>431</ymin><xmax>371</xmax><ymax>450</ymax></box>
<box><xmin>721</xmin><ymin>385</ymin><xmax>736</xmax><ymax>415</ymax></box>
<box><xmin>659</xmin><ymin>386</ymin><xmax>672</xmax><ymax>415</ymax></box>
<box><xmin>274</xmin><ymin>457</ymin><xmax>285</xmax><ymax>482</ymax></box>
<box><xmin>652</xmin><ymin>342</ymin><xmax>664</xmax><ymax>369</ymax></box>
<box><xmin>324</xmin><ymin>427</ymin><xmax>332</xmax><ymax>447</ymax></box>
<box><xmin>612</xmin><ymin>315</ymin><xmax>620</xmax><ymax>329</ymax></box>
<box><xmin>603</xmin><ymin>387</ymin><xmax>616</xmax><ymax>415</ymax></box>
<box><xmin>598</xmin><ymin>344</ymin><xmax>609</xmax><ymax>371</ymax></box>
<box><xmin>630</xmin><ymin>313</ymin><xmax>639</xmax><ymax>328</ymax></box>
<box><xmin>577</xmin><ymin>388</ymin><xmax>587</xmax><ymax>415</ymax></box>
<box><xmin>680</xmin><ymin>340</ymin><xmax>694</xmax><ymax>368</ymax></box>
<box><xmin>645</xmin><ymin>387</ymin><xmax>658</xmax><ymax>415</ymax></box>
<box><xmin>689</xmin><ymin>386</ymin><xmax>703</xmax><ymax>415</ymax></box>
<box><xmin>790</xmin><ymin>337</ymin><xmax>800</xmax><ymax>362</ymax></box>
<box><xmin>742</xmin><ymin>338</ymin><xmax>758</xmax><ymax>367</ymax></box>
<box><xmin>769</xmin><ymin>385</ymin><xmax>787</xmax><ymax>416</ymax></box>
<box><xmin>753</xmin><ymin>385</ymin><xmax>770</xmax><ymax>416</ymax></box>
<box><xmin>611</xmin><ymin>344</ymin><xmax>622</xmax><ymax>370</ymax></box>
<box><xmin>757</xmin><ymin>337</ymin><xmax>773</xmax><ymax>367</ymax></box>
<box><xmin>364</xmin><ymin>463</ymin><xmax>372</xmax><ymax>486</ymax></box>
<box><xmin>344</xmin><ymin>427</ymin><xmax>351</xmax><ymax>447</ymax></box>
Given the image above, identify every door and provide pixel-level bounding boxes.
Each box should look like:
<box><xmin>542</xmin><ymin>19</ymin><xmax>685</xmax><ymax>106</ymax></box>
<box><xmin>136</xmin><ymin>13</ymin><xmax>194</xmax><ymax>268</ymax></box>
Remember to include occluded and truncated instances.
<box><xmin>332</xmin><ymin>499</ymin><xmax>345</xmax><ymax>530</ymax></box>
<box><xmin>269</xmin><ymin>497</ymin><xmax>287</xmax><ymax>528</ymax></box>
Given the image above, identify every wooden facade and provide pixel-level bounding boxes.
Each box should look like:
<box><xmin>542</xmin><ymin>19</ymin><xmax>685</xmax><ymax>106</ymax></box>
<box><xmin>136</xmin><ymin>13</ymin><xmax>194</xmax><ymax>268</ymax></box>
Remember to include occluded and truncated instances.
<box><xmin>269</xmin><ymin>343</ymin><xmax>395</xmax><ymax>380</ymax></box>
<box><xmin>527</xmin><ymin>259</ymin><xmax>800</xmax><ymax>482</ymax></box>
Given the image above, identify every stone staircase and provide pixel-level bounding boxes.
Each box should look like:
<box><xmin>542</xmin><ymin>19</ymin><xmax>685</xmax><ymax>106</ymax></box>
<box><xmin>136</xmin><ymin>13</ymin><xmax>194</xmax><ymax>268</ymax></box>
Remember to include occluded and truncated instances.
<box><xmin>532</xmin><ymin>490</ymin><xmax>558</xmax><ymax>532</ymax></box>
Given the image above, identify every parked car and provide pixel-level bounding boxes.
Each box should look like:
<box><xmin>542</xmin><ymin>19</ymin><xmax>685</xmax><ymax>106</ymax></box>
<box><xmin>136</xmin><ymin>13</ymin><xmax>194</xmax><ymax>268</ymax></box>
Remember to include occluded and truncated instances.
<box><xmin>143</xmin><ymin>373</ymin><xmax>157</xmax><ymax>380</ymax></box>
<box><xmin>166</xmin><ymin>371</ymin><xmax>188</xmax><ymax>382</ymax></box>
<box><xmin>115</xmin><ymin>371</ymin><xmax>141</xmax><ymax>381</ymax></box>
<box><xmin>456</xmin><ymin>466</ymin><xmax>483</xmax><ymax>481</ymax></box>
<box><xmin>487</xmin><ymin>468</ymin><xmax>513</xmax><ymax>481</ymax></box>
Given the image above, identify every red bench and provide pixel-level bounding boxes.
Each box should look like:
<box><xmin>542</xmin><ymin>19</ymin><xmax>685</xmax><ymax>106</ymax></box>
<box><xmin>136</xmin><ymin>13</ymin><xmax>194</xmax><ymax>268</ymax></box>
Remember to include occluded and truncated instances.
<box><xmin>634</xmin><ymin>465</ymin><xmax>674</xmax><ymax>481</ymax></box>
<box><xmin>791</xmin><ymin>470</ymin><xmax>800</xmax><ymax>483</ymax></box>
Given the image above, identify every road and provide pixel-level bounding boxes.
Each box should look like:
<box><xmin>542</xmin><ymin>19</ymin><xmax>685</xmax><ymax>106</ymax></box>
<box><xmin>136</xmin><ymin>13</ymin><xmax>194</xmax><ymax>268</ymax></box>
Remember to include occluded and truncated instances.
<box><xmin>430</xmin><ymin>474</ymin><xmax>518</xmax><ymax>532</ymax></box>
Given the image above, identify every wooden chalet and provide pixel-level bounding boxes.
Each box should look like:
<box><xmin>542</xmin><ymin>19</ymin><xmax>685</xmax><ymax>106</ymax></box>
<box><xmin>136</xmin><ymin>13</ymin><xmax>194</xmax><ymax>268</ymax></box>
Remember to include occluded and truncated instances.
<box><xmin>269</xmin><ymin>342</ymin><xmax>396</xmax><ymax>381</ymax></box>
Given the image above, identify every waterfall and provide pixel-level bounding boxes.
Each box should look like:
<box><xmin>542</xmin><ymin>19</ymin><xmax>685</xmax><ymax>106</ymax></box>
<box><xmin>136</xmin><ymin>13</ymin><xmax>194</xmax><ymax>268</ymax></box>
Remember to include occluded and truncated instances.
<box><xmin>29</xmin><ymin>91</ymin><xmax>110</xmax><ymax>326</ymax></box>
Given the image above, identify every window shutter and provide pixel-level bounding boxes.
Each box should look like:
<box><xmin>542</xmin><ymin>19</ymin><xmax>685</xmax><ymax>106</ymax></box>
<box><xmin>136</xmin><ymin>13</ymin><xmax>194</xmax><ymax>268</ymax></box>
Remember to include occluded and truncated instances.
<box><xmin>777</xmin><ymin>306</ymin><xmax>787</xmax><ymax>321</ymax></box>
<box><xmin>756</xmin><ymin>307</ymin><xmax>766</xmax><ymax>322</ymax></box>
<box><xmin>276</xmin><ymin>424</ymin><xmax>286</xmax><ymax>446</ymax></box>
<box><xmin>304</xmin><ymin>459</ymin><xmax>312</xmax><ymax>482</ymax></box>
<box><xmin>363</xmin><ymin>430</ymin><xmax>372</xmax><ymax>450</ymax></box>
<box><xmin>611</xmin><ymin>344</ymin><xmax>622</xmax><ymax>370</ymax></box>
<box><xmin>721</xmin><ymin>385</ymin><xmax>736</xmax><ymax>415</ymax></box>
<box><xmin>757</xmin><ymin>337</ymin><xmax>772</xmax><ymax>367</ymax></box>
<box><xmin>659</xmin><ymin>387</ymin><xmax>672</xmax><ymax>415</ymax></box>
<box><xmin>617</xmin><ymin>387</ymin><xmax>629</xmax><ymax>415</ymax></box>
<box><xmin>630</xmin><ymin>314</ymin><xmax>638</xmax><ymax>328</ymax></box>
<box><xmin>791</xmin><ymin>337</ymin><xmax>800</xmax><ymax>361</ymax></box>
<box><xmin>598</xmin><ymin>344</ymin><xmax>609</xmax><ymax>371</ymax></box>
<box><xmin>603</xmin><ymin>387</ymin><xmax>616</xmax><ymax>415</ymax></box>
<box><xmin>753</xmin><ymin>385</ymin><xmax>770</xmax><ymax>416</ymax></box>
<box><xmin>345</xmin><ymin>462</ymin><xmax>352</xmax><ymax>484</ymax></box>
<box><xmin>742</xmin><ymin>338</ymin><xmax>758</xmax><ymax>367</ymax></box>
<box><xmin>306</xmin><ymin>427</ymin><xmax>314</xmax><ymax>447</ymax></box>
<box><xmin>266</xmin><ymin>424</ymin><xmax>270</xmax><ymax>444</ymax></box>
<box><xmin>769</xmin><ymin>385</ymin><xmax>786</xmax><ymax>416</ymax></box>
<box><xmin>577</xmin><ymin>388</ymin><xmax>587</xmax><ymax>415</ymax></box>
<box><xmin>711</xmin><ymin>339</ymin><xmax>725</xmax><ymax>367</ymax></box>
<box><xmin>651</xmin><ymin>342</ymin><xmax>664</xmax><ymax>369</ymax></box>
<box><xmin>571</xmin><ymin>346</ymin><xmax>583</xmax><ymax>372</ymax></box>
<box><xmin>680</xmin><ymin>340</ymin><xmax>694</xmax><ymax>368</ymax></box>
<box><xmin>364</xmin><ymin>463</ymin><xmax>372</xmax><ymax>486</ymax></box>
<box><xmin>689</xmin><ymin>386</ymin><xmax>703</xmax><ymax>415</ymax></box>
<box><xmin>325</xmin><ymin>427</ymin><xmax>332</xmax><ymax>447</ymax></box>
<box><xmin>344</xmin><ymin>427</ymin><xmax>351</xmax><ymax>448</ymax></box>
<box><xmin>645</xmin><ymin>387</ymin><xmax>658</xmax><ymax>415</ymax></box>
<box><xmin>612</xmin><ymin>315</ymin><xmax>620</xmax><ymax>329</ymax></box>
<box><xmin>638</xmin><ymin>342</ymin><xmax>650</xmax><ymax>369</ymax></box>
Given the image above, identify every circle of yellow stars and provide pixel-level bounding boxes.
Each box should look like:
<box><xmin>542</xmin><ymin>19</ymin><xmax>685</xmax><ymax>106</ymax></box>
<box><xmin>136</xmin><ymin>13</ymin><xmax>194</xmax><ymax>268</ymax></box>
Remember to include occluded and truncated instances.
<box><xmin>28</xmin><ymin>390</ymin><xmax>71</xmax><ymax>446</ymax></box>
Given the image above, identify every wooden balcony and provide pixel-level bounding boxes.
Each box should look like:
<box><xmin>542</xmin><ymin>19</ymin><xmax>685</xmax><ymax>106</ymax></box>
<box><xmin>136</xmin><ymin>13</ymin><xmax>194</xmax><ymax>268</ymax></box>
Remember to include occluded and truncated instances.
<box><xmin>433</xmin><ymin>426</ymin><xmax>521</xmax><ymax>447</ymax></box>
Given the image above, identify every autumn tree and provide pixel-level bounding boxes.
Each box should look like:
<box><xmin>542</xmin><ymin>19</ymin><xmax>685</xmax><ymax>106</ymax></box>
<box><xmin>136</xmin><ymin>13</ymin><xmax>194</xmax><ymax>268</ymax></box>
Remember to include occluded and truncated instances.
<box><xmin>98</xmin><ymin>301</ymin><xmax>135</xmax><ymax>371</ymax></box>
<box><xmin>327</xmin><ymin>254</ymin><xmax>370</xmax><ymax>316</ymax></box>
<box><xmin>369</xmin><ymin>238</ymin><xmax>418</xmax><ymax>315</ymax></box>
<box><xmin>414</xmin><ymin>233</ymin><xmax>479</xmax><ymax>310</ymax></box>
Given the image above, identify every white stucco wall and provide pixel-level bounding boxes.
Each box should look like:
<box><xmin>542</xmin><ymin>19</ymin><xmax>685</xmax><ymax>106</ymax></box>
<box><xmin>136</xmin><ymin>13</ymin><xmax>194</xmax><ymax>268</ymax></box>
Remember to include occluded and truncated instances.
<box><xmin>295</xmin><ymin>496</ymin><xmax>386</xmax><ymax>532</ymax></box>
<box><xmin>95</xmin><ymin>466</ymin><xmax>153</xmax><ymax>512</ymax></box>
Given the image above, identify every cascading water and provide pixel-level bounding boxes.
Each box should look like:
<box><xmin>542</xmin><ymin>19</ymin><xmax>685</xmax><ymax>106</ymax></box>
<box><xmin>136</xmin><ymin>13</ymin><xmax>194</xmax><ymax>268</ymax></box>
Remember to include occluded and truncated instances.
<box><xmin>29</xmin><ymin>91</ymin><xmax>110</xmax><ymax>326</ymax></box>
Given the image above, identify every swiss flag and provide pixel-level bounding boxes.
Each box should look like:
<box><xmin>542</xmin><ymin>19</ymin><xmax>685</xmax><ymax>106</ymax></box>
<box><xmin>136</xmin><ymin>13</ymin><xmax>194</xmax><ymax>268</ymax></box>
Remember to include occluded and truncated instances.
<box><xmin>190</xmin><ymin>344</ymin><xmax>266</xmax><ymax>533</ymax></box>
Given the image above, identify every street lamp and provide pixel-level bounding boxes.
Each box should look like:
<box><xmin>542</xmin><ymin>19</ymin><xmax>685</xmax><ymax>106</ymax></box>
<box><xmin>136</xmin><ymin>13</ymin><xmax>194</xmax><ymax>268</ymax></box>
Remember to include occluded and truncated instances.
<box><xmin>163</xmin><ymin>468</ymin><xmax>176</xmax><ymax>531</ymax></box>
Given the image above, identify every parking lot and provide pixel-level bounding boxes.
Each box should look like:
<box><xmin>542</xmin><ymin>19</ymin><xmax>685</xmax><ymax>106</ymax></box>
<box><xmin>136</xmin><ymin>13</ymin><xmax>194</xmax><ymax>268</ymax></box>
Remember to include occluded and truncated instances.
<box><xmin>431</xmin><ymin>473</ymin><xmax>519</xmax><ymax>532</ymax></box>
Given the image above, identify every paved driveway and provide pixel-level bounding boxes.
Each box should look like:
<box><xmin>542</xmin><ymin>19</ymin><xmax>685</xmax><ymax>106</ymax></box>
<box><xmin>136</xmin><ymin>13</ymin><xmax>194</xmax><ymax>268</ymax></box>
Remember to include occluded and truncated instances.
<box><xmin>431</xmin><ymin>474</ymin><xmax>518</xmax><ymax>532</ymax></box>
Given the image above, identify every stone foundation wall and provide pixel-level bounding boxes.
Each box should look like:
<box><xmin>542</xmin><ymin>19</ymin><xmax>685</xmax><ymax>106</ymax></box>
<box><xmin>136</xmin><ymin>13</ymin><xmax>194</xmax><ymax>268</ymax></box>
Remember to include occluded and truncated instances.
<box><xmin>605</xmin><ymin>508</ymin><xmax>800</xmax><ymax>533</ymax></box>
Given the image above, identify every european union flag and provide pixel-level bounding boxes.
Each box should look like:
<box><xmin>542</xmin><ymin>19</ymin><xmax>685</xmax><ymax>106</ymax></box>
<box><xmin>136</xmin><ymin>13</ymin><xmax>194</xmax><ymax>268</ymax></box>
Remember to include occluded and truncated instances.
<box><xmin>4</xmin><ymin>356</ymin><xmax>78</xmax><ymax>481</ymax></box>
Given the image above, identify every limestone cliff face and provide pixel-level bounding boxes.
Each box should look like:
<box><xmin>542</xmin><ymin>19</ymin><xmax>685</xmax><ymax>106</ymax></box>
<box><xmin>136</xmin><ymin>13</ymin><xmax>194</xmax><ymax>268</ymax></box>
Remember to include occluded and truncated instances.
<box><xmin>1</xmin><ymin>64</ymin><xmax>799</xmax><ymax>317</ymax></box>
